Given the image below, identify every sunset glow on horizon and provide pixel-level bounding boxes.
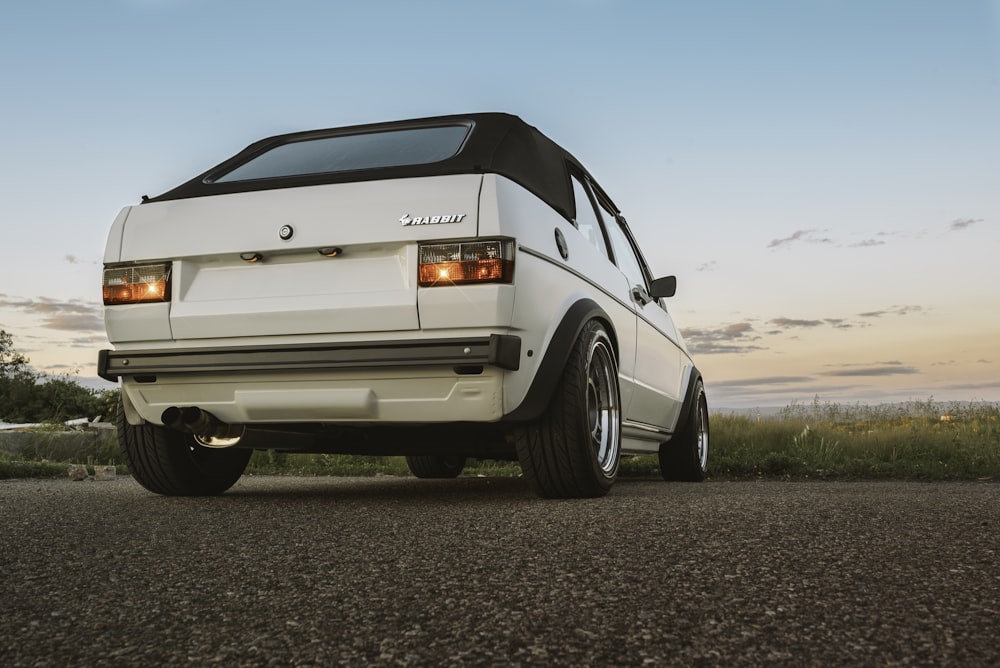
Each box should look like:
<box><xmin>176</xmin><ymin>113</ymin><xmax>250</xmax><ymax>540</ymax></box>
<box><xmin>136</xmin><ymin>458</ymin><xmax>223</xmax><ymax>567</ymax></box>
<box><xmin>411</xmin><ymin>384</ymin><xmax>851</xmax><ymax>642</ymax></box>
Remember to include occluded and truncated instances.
<box><xmin>1</xmin><ymin>0</ymin><xmax>997</xmax><ymax>408</ymax></box>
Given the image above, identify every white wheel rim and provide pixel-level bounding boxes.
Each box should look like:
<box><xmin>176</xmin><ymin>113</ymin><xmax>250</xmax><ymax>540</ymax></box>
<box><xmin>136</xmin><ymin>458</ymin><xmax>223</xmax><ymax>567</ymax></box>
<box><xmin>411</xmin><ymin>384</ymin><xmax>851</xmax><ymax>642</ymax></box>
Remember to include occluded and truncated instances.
<box><xmin>696</xmin><ymin>398</ymin><xmax>709</xmax><ymax>472</ymax></box>
<box><xmin>587</xmin><ymin>336</ymin><xmax>620</xmax><ymax>475</ymax></box>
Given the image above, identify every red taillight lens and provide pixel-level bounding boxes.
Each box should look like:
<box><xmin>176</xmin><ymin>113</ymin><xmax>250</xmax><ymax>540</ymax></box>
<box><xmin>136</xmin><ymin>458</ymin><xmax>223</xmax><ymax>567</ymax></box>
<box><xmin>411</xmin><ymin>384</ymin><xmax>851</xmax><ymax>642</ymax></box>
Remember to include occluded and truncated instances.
<box><xmin>102</xmin><ymin>263</ymin><xmax>172</xmax><ymax>305</ymax></box>
<box><xmin>418</xmin><ymin>240</ymin><xmax>514</xmax><ymax>287</ymax></box>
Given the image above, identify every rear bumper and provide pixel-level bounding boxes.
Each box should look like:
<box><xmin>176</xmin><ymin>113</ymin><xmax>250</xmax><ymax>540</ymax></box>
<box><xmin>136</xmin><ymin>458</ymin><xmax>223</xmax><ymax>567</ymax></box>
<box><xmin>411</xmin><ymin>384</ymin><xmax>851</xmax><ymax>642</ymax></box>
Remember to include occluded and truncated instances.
<box><xmin>98</xmin><ymin>334</ymin><xmax>521</xmax><ymax>382</ymax></box>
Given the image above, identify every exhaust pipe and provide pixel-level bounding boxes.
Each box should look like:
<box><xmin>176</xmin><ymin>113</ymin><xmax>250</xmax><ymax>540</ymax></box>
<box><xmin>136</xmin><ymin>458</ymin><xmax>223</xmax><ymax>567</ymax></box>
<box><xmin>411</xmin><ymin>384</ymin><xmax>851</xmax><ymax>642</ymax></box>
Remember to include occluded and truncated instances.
<box><xmin>161</xmin><ymin>406</ymin><xmax>188</xmax><ymax>432</ymax></box>
<box><xmin>160</xmin><ymin>406</ymin><xmax>243</xmax><ymax>439</ymax></box>
<box><xmin>180</xmin><ymin>406</ymin><xmax>243</xmax><ymax>439</ymax></box>
<box><xmin>159</xmin><ymin>406</ymin><xmax>317</xmax><ymax>450</ymax></box>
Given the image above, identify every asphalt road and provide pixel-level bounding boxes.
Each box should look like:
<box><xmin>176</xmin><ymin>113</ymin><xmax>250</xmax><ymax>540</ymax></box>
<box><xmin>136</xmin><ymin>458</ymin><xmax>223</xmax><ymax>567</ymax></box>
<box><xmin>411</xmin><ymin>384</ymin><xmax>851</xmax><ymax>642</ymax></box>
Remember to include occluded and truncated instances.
<box><xmin>2</xmin><ymin>475</ymin><xmax>998</xmax><ymax>667</ymax></box>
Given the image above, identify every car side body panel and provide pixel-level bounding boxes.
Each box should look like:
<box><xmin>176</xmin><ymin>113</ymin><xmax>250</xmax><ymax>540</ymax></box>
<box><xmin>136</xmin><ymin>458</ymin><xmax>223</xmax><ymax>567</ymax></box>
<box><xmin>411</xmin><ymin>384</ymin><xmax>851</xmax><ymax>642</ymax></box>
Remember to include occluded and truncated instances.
<box><xmin>483</xmin><ymin>175</ymin><xmax>638</xmax><ymax>418</ymax></box>
<box><xmin>629</xmin><ymin>302</ymin><xmax>685</xmax><ymax>432</ymax></box>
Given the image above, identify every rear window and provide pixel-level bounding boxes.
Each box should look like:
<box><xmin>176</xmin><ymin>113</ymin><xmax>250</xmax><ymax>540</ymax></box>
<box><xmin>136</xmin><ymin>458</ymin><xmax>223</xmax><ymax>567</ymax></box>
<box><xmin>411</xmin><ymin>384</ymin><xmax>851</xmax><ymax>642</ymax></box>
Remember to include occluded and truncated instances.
<box><xmin>211</xmin><ymin>124</ymin><xmax>472</xmax><ymax>183</ymax></box>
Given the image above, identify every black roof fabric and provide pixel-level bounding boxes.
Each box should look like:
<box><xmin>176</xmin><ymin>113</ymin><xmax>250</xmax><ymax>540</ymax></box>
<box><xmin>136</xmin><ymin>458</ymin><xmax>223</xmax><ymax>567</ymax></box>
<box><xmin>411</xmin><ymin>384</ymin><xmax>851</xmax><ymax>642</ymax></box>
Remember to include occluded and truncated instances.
<box><xmin>146</xmin><ymin>112</ymin><xmax>614</xmax><ymax>221</ymax></box>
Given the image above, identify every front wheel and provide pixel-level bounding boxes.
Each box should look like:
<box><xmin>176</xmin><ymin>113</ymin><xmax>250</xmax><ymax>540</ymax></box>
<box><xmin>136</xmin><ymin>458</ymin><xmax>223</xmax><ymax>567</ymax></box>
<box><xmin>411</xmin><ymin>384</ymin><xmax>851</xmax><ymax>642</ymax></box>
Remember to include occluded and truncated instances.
<box><xmin>659</xmin><ymin>380</ymin><xmax>709</xmax><ymax>482</ymax></box>
<box><xmin>116</xmin><ymin>399</ymin><xmax>251</xmax><ymax>496</ymax></box>
<box><xmin>515</xmin><ymin>320</ymin><xmax>621</xmax><ymax>498</ymax></box>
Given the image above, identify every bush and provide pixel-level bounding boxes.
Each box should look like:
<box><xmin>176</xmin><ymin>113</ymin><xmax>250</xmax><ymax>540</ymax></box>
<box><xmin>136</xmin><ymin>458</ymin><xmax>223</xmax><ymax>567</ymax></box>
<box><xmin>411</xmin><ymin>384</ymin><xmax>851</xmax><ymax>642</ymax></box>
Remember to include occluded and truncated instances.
<box><xmin>0</xmin><ymin>329</ymin><xmax>119</xmax><ymax>424</ymax></box>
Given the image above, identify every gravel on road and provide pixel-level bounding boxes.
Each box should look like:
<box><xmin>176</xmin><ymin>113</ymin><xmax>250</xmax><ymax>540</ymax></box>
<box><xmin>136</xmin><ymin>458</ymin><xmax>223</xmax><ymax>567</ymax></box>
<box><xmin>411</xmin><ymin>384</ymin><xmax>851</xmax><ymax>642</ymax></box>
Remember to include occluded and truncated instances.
<box><xmin>1</xmin><ymin>476</ymin><xmax>998</xmax><ymax>666</ymax></box>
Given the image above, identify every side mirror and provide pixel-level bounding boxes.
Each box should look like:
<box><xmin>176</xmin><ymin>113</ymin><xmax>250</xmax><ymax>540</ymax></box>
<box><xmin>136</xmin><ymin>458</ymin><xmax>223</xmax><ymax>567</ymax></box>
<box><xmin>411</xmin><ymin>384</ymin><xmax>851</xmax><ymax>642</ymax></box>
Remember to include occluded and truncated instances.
<box><xmin>649</xmin><ymin>275</ymin><xmax>677</xmax><ymax>298</ymax></box>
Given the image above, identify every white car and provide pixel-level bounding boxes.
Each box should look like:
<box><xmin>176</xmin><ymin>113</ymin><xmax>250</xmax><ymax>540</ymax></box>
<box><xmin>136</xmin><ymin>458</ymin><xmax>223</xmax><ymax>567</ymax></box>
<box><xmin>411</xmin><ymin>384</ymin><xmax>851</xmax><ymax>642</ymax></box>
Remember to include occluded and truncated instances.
<box><xmin>99</xmin><ymin>113</ymin><xmax>708</xmax><ymax>498</ymax></box>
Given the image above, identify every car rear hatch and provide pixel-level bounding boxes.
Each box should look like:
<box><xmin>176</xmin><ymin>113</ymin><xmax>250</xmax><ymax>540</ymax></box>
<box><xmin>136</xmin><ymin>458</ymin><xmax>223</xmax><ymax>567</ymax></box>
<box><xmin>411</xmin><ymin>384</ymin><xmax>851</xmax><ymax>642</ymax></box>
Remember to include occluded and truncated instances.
<box><xmin>113</xmin><ymin>174</ymin><xmax>482</xmax><ymax>340</ymax></box>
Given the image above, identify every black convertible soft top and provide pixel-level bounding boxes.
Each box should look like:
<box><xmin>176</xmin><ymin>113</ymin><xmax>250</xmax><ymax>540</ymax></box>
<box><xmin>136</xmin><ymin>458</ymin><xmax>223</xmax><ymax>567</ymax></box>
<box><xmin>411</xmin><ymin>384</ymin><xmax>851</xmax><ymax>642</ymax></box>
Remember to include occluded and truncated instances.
<box><xmin>146</xmin><ymin>112</ymin><xmax>617</xmax><ymax>221</ymax></box>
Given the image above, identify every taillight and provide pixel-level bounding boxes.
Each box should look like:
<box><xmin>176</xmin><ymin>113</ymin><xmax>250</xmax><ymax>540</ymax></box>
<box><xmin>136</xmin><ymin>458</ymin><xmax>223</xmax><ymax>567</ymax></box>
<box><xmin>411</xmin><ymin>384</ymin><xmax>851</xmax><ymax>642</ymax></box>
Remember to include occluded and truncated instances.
<box><xmin>418</xmin><ymin>239</ymin><xmax>514</xmax><ymax>287</ymax></box>
<box><xmin>103</xmin><ymin>263</ymin><xmax>172</xmax><ymax>305</ymax></box>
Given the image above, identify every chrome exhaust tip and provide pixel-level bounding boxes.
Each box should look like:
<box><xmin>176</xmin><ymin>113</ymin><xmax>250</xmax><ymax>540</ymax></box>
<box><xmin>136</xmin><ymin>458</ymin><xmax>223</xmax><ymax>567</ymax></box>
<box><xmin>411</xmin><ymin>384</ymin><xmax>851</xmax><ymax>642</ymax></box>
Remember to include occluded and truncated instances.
<box><xmin>160</xmin><ymin>406</ymin><xmax>245</xmax><ymax>446</ymax></box>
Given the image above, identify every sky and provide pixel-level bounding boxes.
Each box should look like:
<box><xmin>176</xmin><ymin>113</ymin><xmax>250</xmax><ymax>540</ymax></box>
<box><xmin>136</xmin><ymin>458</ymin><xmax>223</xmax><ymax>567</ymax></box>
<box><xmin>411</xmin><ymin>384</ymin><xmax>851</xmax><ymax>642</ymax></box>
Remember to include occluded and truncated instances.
<box><xmin>1</xmin><ymin>0</ymin><xmax>998</xmax><ymax>409</ymax></box>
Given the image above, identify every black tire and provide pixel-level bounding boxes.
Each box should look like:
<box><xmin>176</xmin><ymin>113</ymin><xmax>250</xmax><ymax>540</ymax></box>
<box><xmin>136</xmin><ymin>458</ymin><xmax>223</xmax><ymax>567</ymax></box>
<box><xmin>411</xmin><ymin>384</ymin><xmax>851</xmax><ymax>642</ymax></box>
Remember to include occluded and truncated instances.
<box><xmin>116</xmin><ymin>399</ymin><xmax>251</xmax><ymax>496</ymax></box>
<box><xmin>405</xmin><ymin>455</ymin><xmax>467</xmax><ymax>479</ymax></box>
<box><xmin>515</xmin><ymin>320</ymin><xmax>621</xmax><ymax>498</ymax></box>
<box><xmin>659</xmin><ymin>380</ymin><xmax>709</xmax><ymax>482</ymax></box>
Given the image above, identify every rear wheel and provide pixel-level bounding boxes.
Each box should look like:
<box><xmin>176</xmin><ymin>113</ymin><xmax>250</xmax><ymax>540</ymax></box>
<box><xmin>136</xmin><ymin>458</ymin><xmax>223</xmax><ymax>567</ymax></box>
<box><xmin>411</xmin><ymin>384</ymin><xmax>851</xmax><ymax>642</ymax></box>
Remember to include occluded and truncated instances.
<box><xmin>516</xmin><ymin>320</ymin><xmax>621</xmax><ymax>498</ymax></box>
<box><xmin>659</xmin><ymin>380</ymin><xmax>709</xmax><ymax>481</ymax></box>
<box><xmin>116</xmin><ymin>399</ymin><xmax>251</xmax><ymax>496</ymax></box>
<box><xmin>405</xmin><ymin>455</ymin><xmax>467</xmax><ymax>479</ymax></box>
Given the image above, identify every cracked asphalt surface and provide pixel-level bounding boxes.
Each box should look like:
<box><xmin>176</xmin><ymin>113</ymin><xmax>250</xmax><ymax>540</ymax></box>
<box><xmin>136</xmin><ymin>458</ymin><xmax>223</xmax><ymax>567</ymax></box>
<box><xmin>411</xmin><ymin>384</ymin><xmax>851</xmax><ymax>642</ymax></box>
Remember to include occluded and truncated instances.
<box><xmin>2</xmin><ymin>476</ymin><xmax>998</xmax><ymax>666</ymax></box>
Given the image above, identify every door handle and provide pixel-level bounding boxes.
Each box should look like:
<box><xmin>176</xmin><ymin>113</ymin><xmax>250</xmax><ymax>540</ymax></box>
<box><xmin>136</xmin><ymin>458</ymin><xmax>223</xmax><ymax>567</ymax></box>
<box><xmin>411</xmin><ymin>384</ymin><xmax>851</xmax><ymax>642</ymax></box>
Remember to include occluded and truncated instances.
<box><xmin>631</xmin><ymin>285</ymin><xmax>652</xmax><ymax>306</ymax></box>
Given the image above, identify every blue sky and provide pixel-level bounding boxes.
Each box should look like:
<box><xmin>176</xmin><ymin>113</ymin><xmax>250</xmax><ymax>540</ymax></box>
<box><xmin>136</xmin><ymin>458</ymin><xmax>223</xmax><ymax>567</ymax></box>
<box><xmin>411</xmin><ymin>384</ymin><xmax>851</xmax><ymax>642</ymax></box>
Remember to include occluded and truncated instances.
<box><xmin>1</xmin><ymin>0</ymin><xmax>998</xmax><ymax>407</ymax></box>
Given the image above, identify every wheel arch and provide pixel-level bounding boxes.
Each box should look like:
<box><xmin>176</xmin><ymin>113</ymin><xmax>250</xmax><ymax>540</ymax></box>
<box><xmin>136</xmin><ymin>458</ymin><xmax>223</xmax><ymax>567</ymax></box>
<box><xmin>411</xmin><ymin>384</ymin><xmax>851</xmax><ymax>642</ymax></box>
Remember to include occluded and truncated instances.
<box><xmin>672</xmin><ymin>366</ymin><xmax>705</xmax><ymax>436</ymax></box>
<box><xmin>504</xmin><ymin>298</ymin><xmax>617</xmax><ymax>422</ymax></box>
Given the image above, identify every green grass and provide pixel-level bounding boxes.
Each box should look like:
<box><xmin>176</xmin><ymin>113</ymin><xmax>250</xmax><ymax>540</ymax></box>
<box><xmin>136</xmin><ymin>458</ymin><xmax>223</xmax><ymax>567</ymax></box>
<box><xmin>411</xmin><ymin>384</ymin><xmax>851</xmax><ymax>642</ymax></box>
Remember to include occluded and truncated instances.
<box><xmin>710</xmin><ymin>399</ymin><xmax>1000</xmax><ymax>480</ymax></box>
<box><xmin>2</xmin><ymin>399</ymin><xmax>998</xmax><ymax>480</ymax></box>
<box><xmin>0</xmin><ymin>457</ymin><xmax>71</xmax><ymax>479</ymax></box>
<box><xmin>0</xmin><ymin>429</ymin><xmax>125</xmax><ymax>480</ymax></box>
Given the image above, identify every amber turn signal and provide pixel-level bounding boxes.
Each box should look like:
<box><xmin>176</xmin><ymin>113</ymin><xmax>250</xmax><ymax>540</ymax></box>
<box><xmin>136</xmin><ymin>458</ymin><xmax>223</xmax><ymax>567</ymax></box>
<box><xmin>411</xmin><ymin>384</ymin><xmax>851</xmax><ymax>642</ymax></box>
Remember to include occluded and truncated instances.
<box><xmin>418</xmin><ymin>240</ymin><xmax>514</xmax><ymax>287</ymax></box>
<box><xmin>102</xmin><ymin>263</ymin><xmax>172</xmax><ymax>305</ymax></box>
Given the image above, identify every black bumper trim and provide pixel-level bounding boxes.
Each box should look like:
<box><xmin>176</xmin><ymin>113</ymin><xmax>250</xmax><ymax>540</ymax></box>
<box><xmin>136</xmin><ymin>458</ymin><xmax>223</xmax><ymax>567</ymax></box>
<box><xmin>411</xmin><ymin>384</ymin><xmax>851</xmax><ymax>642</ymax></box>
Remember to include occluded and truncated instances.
<box><xmin>98</xmin><ymin>335</ymin><xmax>521</xmax><ymax>382</ymax></box>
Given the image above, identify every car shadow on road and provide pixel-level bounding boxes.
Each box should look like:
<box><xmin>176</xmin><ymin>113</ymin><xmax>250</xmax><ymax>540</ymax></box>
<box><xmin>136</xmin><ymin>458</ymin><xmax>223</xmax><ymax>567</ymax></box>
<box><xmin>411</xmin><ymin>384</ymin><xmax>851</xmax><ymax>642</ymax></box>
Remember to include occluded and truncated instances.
<box><xmin>220</xmin><ymin>474</ymin><xmax>538</xmax><ymax>504</ymax></box>
<box><xmin>119</xmin><ymin>473</ymin><xmax>675</xmax><ymax>506</ymax></box>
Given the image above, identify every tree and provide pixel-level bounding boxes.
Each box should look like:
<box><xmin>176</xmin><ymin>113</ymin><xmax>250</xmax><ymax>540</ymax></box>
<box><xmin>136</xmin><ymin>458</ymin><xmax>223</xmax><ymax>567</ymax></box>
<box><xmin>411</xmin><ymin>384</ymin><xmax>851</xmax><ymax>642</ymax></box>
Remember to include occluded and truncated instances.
<box><xmin>0</xmin><ymin>330</ymin><xmax>118</xmax><ymax>423</ymax></box>
<box><xmin>0</xmin><ymin>330</ymin><xmax>32</xmax><ymax>382</ymax></box>
<box><xmin>1</xmin><ymin>329</ymin><xmax>37</xmax><ymax>422</ymax></box>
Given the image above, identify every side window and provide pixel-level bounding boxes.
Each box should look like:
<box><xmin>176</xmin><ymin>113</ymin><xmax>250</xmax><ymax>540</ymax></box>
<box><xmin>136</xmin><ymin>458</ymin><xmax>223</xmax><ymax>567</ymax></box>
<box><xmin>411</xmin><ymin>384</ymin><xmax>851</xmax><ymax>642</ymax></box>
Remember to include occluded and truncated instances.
<box><xmin>595</xmin><ymin>196</ymin><xmax>621</xmax><ymax>256</ymax></box>
<box><xmin>570</xmin><ymin>176</ymin><xmax>610</xmax><ymax>259</ymax></box>
<box><xmin>605</xmin><ymin>217</ymin><xmax>648</xmax><ymax>291</ymax></box>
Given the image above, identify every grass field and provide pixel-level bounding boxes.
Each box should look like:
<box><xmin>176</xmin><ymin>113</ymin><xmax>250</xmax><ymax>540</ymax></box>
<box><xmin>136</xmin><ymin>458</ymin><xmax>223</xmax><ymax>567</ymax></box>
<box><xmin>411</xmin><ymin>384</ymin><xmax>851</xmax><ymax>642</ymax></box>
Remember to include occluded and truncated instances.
<box><xmin>710</xmin><ymin>398</ymin><xmax>1000</xmax><ymax>480</ymax></box>
<box><xmin>2</xmin><ymin>399</ymin><xmax>998</xmax><ymax>481</ymax></box>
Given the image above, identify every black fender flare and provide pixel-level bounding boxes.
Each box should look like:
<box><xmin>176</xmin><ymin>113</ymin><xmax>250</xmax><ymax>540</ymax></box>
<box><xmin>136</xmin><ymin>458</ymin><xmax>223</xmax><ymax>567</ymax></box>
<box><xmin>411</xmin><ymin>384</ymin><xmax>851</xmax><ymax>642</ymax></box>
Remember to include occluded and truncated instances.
<box><xmin>672</xmin><ymin>366</ymin><xmax>704</xmax><ymax>436</ymax></box>
<box><xmin>503</xmin><ymin>298</ymin><xmax>615</xmax><ymax>422</ymax></box>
